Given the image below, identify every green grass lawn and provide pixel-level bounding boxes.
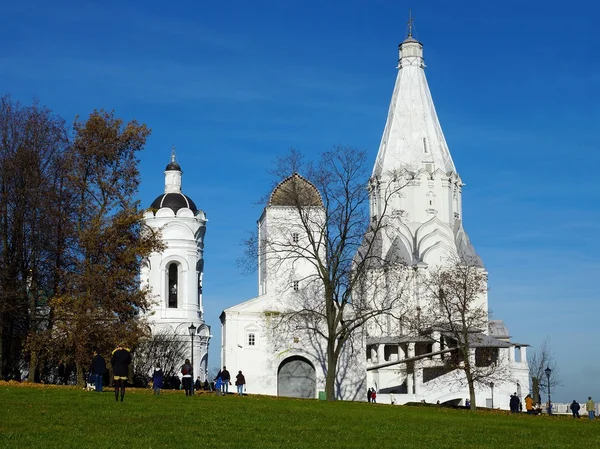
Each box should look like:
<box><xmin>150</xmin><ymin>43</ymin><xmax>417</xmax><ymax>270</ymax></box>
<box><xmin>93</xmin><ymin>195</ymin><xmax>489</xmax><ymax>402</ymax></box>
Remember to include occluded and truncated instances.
<box><xmin>0</xmin><ymin>383</ymin><xmax>597</xmax><ymax>449</ymax></box>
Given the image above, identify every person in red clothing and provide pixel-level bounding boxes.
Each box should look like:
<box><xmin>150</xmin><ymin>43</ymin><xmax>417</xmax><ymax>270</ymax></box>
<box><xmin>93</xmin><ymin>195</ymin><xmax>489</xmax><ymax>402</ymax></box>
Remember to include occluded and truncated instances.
<box><xmin>371</xmin><ymin>389</ymin><xmax>377</xmax><ymax>403</ymax></box>
<box><xmin>111</xmin><ymin>343</ymin><xmax>132</xmax><ymax>402</ymax></box>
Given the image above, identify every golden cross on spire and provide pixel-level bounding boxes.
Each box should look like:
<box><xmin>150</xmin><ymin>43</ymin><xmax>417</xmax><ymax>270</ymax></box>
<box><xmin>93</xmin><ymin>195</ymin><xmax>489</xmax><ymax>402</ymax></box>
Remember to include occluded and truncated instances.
<box><xmin>407</xmin><ymin>9</ymin><xmax>414</xmax><ymax>38</ymax></box>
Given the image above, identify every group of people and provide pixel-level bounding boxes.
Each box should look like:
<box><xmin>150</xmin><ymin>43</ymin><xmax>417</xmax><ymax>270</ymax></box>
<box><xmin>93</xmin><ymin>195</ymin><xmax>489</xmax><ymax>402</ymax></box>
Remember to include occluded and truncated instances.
<box><xmin>214</xmin><ymin>366</ymin><xmax>246</xmax><ymax>396</ymax></box>
<box><xmin>87</xmin><ymin>344</ymin><xmax>131</xmax><ymax>402</ymax></box>
<box><xmin>367</xmin><ymin>388</ymin><xmax>377</xmax><ymax>403</ymax></box>
<box><xmin>149</xmin><ymin>363</ymin><xmax>246</xmax><ymax>397</ymax></box>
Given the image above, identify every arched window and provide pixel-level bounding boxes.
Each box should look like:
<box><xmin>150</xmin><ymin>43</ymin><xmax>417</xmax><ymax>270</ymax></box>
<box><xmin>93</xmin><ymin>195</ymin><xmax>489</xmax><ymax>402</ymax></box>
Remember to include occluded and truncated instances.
<box><xmin>168</xmin><ymin>263</ymin><xmax>178</xmax><ymax>308</ymax></box>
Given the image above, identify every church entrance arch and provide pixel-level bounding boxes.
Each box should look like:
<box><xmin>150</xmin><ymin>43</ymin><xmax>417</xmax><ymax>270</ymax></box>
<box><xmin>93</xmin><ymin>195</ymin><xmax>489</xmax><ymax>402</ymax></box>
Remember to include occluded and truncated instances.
<box><xmin>277</xmin><ymin>356</ymin><xmax>316</xmax><ymax>399</ymax></box>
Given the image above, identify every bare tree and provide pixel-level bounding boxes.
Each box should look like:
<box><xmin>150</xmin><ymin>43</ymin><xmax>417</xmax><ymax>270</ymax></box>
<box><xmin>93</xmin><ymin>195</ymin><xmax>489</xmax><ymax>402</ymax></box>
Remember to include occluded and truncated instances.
<box><xmin>134</xmin><ymin>329</ymin><xmax>189</xmax><ymax>382</ymax></box>
<box><xmin>528</xmin><ymin>338</ymin><xmax>561</xmax><ymax>404</ymax></box>
<box><xmin>243</xmin><ymin>147</ymin><xmax>410</xmax><ymax>400</ymax></box>
<box><xmin>421</xmin><ymin>254</ymin><xmax>508</xmax><ymax>411</ymax></box>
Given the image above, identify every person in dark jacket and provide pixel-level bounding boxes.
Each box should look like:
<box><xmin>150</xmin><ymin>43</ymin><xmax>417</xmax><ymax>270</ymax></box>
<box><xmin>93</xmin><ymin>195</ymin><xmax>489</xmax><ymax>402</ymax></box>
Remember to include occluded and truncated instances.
<box><xmin>152</xmin><ymin>365</ymin><xmax>164</xmax><ymax>395</ymax></box>
<box><xmin>111</xmin><ymin>344</ymin><xmax>132</xmax><ymax>402</ymax></box>
<box><xmin>194</xmin><ymin>376</ymin><xmax>202</xmax><ymax>392</ymax></box>
<box><xmin>181</xmin><ymin>359</ymin><xmax>193</xmax><ymax>396</ymax></box>
<box><xmin>235</xmin><ymin>370</ymin><xmax>246</xmax><ymax>396</ymax></box>
<box><xmin>221</xmin><ymin>366</ymin><xmax>231</xmax><ymax>394</ymax></box>
<box><xmin>57</xmin><ymin>360</ymin><xmax>67</xmax><ymax>385</ymax></box>
<box><xmin>509</xmin><ymin>393</ymin><xmax>520</xmax><ymax>413</ymax></box>
<box><xmin>367</xmin><ymin>388</ymin><xmax>372</xmax><ymax>403</ymax></box>
<box><xmin>570</xmin><ymin>400</ymin><xmax>581</xmax><ymax>418</ymax></box>
<box><xmin>89</xmin><ymin>349</ymin><xmax>106</xmax><ymax>392</ymax></box>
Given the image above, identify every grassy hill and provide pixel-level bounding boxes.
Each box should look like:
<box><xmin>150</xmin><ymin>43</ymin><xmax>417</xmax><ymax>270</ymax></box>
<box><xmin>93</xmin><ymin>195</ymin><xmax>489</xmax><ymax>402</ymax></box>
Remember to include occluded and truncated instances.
<box><xmin>0</xmin><ymin>382</ymin><xmax>597</xmax><ymax>448</ymax></box>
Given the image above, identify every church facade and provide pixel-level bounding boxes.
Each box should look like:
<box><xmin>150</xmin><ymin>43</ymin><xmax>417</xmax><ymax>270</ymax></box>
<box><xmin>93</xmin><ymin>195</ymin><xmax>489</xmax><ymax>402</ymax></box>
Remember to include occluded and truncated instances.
<box><xmin>221</xmin><ymin>32</ymin><xmax>529</xmax><ymax>407</ymax></box>
<box><xmin>141</xmin><ymin>154</ymin><xmax>211</xmax><ymax>381</ymax></box>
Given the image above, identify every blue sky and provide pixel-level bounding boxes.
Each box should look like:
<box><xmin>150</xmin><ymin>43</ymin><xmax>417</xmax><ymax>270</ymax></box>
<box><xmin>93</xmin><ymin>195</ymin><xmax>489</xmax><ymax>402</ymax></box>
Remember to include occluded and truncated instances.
<box><xmin>2</xmin><ymin>0</ymin><xmax>598</xmax><ymax>403</ymax></box>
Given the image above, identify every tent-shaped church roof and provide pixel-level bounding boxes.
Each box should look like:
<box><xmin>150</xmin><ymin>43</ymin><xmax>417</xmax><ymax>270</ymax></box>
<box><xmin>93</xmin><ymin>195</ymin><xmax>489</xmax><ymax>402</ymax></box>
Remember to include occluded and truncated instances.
<box><xmin>269</xmin><ymin>173</ymin><xmax>323</xmax><ymax>207</ymax></box>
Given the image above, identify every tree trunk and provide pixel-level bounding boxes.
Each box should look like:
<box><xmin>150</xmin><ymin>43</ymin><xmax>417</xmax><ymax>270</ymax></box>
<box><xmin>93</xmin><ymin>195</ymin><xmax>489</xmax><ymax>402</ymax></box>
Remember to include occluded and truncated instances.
<box><xmin>27</xmin><ymin>352</ymin><xmax>38</xmax><ymax>383</ymax></box>
<box><xmin>325</xmin><ymin>337</ymin><xmax>337</xmax><ymax>401</ymax></box>
<box><xmin>76</xmin><ymin>361</ymin><xmax>85</xmax><ymax>386</ymax></box>
<box><xmin>468</xmin><ymin>379</ymin><xmax>477</xmax><ymax>411</ymax></box>
<box><xmin>0</xmin><ymin>319</ymin><xmax>4</xmax><ymax>380</ymax></box>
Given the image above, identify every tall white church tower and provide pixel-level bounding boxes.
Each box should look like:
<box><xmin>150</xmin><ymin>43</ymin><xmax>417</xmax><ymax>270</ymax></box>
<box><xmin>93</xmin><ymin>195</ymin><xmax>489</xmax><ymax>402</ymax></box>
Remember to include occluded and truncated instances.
<box><xmin>365</xmin><ymin>27</ymin><xmax>529</xmax><ymax>405</ymax></box>
<box><xmin>370</xmin><ymin>29</ymin><xmax>479</xmax><ymax>270</ymax></box>
<box><xmin>141</xmin><ymin>151</ymin><xmax>211</xmax><ymax>381</ymax></box>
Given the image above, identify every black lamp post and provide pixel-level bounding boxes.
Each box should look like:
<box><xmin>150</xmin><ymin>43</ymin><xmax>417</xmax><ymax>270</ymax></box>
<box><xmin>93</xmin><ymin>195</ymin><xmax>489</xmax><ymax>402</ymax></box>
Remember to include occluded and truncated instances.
<box><xmin>490</xmin><ymin>382</ymin><xmax>494</xmax><ymax>409</ymax></box>
<box><xmin>188</xmin><ymin>323</ymin><xmax>196</xmax><ymax>394</ymax></box>
<box><xmin>545</xmin><ymin>366</ymin><xmax>552</xmax><ymax>415</ymax></box>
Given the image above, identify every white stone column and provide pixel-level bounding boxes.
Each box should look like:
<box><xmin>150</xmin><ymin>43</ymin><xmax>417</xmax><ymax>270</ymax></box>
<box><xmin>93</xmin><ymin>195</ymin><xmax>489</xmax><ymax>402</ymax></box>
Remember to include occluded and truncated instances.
<box><xmin>508</xmin><ymin>346</ymin><xmax>515</xmax><ymax>362</ymax></box>
<box><xmin>407</xmin><ymin>342</ymin><xmax>416</xmax><ymax>395</ymax></box>
<box><xmin>432</xmin><ymin>331</ymin><xmax>441</xmax><ymax>359</ymax></box>
<box><xmin>414</xmin><ymin>363</ymin><xmax>421</xmax><ymax>395</ymax></box>
<box><xmin>398</xmin><ymin>344</ymin><xmax>406</xmax><ymax>360</ymax></box>
<box><xmin>406</xmin><ymin>369</ymin><xmax>414</xmax><ymax>394</ymax></box>
<box><xmin>520</xmin><ymin>346</ymin><xmax>527</xmax><ymax>363</ymax></box>
<box><xmin>370</xmin><ymin>346</ymin><xmax>377</xmax><ymax>363</ymax></box>
<box><xmin>377</xmin><ymin>344</ymin><xmax>385</xmax><ymax>363</ymax></box>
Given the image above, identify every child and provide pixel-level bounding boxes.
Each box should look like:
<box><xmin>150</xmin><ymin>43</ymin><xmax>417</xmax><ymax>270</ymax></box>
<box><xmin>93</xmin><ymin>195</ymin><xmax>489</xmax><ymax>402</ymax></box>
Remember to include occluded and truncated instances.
<box><xmin>215</xmin><ymin>375</ymin><xmax>223</xmax><ymax>396</ymax></box>
<box><xmin>152</xmin><ymin>364</ymin><xmax>164</xmax><ymax>395</ymax></box>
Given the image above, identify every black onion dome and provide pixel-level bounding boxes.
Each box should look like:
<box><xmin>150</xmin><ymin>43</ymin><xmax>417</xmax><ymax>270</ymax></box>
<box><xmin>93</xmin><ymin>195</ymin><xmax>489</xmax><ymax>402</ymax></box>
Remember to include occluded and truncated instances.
<box><xmin>150</xmin><ymin>193</ymin><xmax>197</xmax><ymax>213</ymax></box>
<box><xmin>165</xmin><ymin>160</ymin><xmax>182</xmax><ymax>171</ymax></box>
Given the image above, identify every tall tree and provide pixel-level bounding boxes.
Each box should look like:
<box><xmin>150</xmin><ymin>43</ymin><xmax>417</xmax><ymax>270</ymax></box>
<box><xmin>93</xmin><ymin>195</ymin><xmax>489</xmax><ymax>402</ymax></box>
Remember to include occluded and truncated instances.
<box><xmin>244</xmin><ymin>147</ymin><xmax>410</xmax><ymax>400</ymax></box>
<box><xmin>49</xmin><ymin>110</ymin><xmax>161</xmax><ymax>385</ymax></box>
<box><xmin>421</xmin><ymin>254</ymin><xmax>508</xmax><ymax>411</ymax></box>
<box><xmin>0</xmin><ymin>96</ymin><xmax>69</xmax><ymax>380</ymax></box>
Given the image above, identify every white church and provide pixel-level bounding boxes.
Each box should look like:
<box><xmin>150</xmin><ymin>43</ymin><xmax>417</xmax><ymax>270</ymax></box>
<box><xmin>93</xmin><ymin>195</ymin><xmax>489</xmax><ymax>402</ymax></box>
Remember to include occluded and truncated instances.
<box><xmin>140</xmin><ymin>153</ymin><xmax>211</xmax><ymax>381</ymax></box>
<box><xmin>219</xmin><ymin>30</ymin><xmax>530</xmax><ymax>407</ymax></box>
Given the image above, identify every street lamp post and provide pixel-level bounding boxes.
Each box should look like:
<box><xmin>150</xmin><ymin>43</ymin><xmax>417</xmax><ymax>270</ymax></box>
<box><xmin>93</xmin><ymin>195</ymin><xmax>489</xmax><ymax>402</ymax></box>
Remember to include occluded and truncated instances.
<box><xmin>490</xmin><ymin>382</ymin><xmax>494</xmax><ymax>409</ymax></box>
<box><xmin>188</xmin><ymin>323</ymin><xmax>196</xmax><ymax>395</ymax></box>
<box><xmin>545</xmin><ymin>366</ymin><xmax>552</xmax><ymax>415</ymax></box>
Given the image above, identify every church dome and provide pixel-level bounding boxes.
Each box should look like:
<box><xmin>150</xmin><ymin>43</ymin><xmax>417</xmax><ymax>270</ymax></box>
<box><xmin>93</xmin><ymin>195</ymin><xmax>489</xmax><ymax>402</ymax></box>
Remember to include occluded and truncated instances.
<box><xmin>488</xmin><ymin>320</ymin><xmax>511</xmax><ymax>340</ymax></box>
<box><xmin>165</xmin><ymin>160</ymin><xmax>181</xmax><ymax>171</ymax></box>
<box><xmin>269</xmin><ymin>173</ymin><xmax>323</xmax><ymax>207</ymax></box>
<box><xmin>150</xmin><ymin>192</ymin><xmax>197</xmax><ymax>213</ymax></box>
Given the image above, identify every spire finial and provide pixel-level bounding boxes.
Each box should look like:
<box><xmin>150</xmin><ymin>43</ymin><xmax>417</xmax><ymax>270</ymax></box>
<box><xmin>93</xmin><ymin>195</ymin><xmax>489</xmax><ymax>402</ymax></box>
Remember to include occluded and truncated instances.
<box><xmin>171</xmin><ymin>145</ymin><xmax>176</xmax><ymax>163</ymax></box>
<box><xmin>407</xmin><ymin>9</ymin><xmax>414</xmax><ymax>38</ymax></box>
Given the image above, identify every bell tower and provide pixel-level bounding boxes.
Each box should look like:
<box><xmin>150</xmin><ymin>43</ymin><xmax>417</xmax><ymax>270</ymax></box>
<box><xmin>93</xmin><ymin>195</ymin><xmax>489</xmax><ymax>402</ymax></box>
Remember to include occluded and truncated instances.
<box><xmin>141</xmin><ymin>149</ymin><xmax>211</xmax><ymax>381</ymax></box>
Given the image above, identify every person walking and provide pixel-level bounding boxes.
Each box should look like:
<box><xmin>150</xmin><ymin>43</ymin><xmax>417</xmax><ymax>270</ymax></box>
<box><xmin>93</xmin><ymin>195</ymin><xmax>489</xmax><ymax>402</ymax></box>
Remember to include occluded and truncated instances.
<box><xmin>367</xmin><ymin>388</ymin><xmax>372</xmax><ymax>403</ymax></box>
<box><xmin>89</xmin><ymin>349</ymin><xmax>106</xmax><ymax>392</ymax></box>
<box><xmin>152</xmin><ymin>364</ymin><xmax>164</xmax><ymax>395</ymax></box>
<box><xmin>586</xmin><ymin>397</ymin><xmax>595</xmax><ymax>420</ymax></box>
<box><xmin>111</xmin><ymin>343</ymin><xmax>132</xmax><ymax>402</ymax></box>
<box><xmin>235</xmin><ymin>370</ymin><xmax>246</xmax><ymax>396</ymax></box>
<box><xmin>371</xmin><ymin>389</ymin><xmax>377</xmax><ymax>404</ymax></box>
<box><xmin>221</xmin><ymin>366</ymin><xmax>231</xmax><ymax>394</ymax></box>
<box><xmin>181</xmin><ymin>359</ymin><xmax>193</xmax><ymax>396</ymax></box>
<box><xmin>570</xmin><ymin>400</ymin><xmax>581</xmax><ymax>418</ymax></box>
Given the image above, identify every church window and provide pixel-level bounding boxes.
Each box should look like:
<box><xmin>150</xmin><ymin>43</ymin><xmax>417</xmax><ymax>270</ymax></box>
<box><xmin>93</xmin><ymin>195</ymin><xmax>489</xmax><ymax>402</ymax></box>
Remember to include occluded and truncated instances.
<box><xmin>168</xmin><ymin>263</ymin><xmax>178</xmax><ymax>308</ymax></box>
<box><xmin>248</xmin><ymin>333</ymin><xmax>256</xmax><ymax>346</ymax></box>
<box><xmin>293</xmin><ymin>281</ymin><xmax>299</xmax><ymax>291</ymax></box>
<box><xmin>423</xmin><ymin>137</ymin><xmax>428</xmax><ymax>153</ymax></box>
<box><xmin>292</xmin><ymin>232</ymin><xmax>299</xmax><ymax>243</ymax></box>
